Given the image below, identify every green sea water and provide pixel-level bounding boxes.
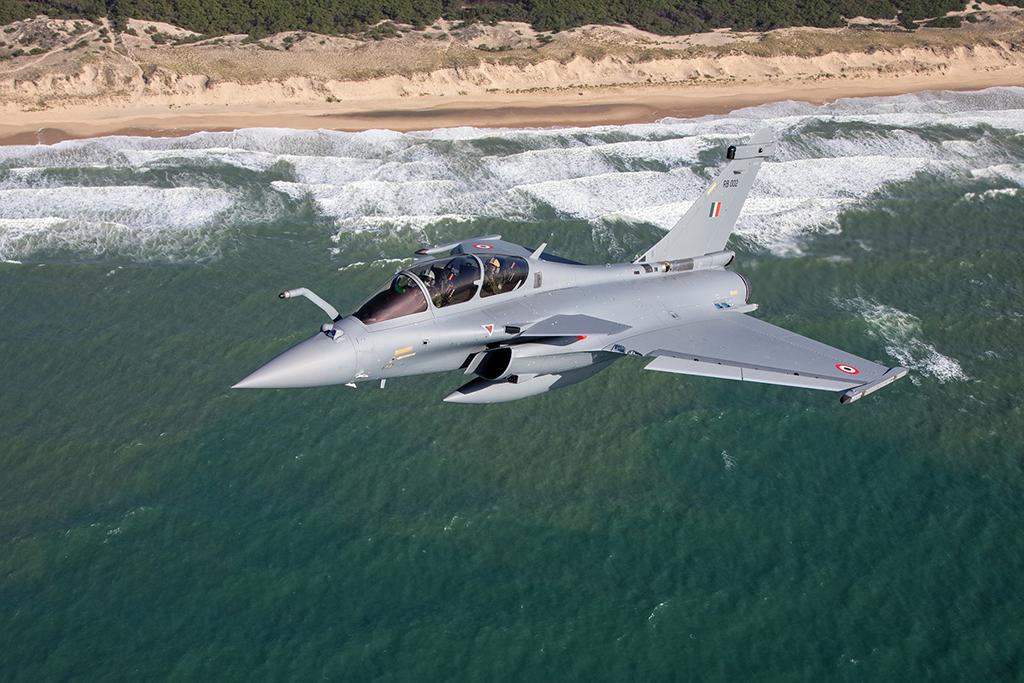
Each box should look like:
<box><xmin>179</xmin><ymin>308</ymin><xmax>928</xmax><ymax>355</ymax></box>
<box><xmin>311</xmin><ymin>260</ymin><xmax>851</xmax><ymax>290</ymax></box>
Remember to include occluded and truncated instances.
<box><xmin>2</xmin><ymin>89</ymin><xmax>1023</xmax><ymax>681</ymax></box>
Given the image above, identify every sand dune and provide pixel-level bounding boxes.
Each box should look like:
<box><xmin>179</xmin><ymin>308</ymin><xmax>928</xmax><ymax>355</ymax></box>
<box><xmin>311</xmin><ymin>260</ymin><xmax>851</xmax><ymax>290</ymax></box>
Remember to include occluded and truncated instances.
<box><xmin>2</xmin><ymin>8</ymin><xmax>1024</xmax><ymax>141</ymax></box>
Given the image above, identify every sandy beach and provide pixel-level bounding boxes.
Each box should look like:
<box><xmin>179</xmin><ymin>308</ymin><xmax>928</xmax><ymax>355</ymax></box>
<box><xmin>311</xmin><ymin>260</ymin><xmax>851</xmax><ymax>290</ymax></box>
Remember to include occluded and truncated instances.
<box><xmin>4</xmin><ymin>72</ymin><xmax>1023</xmax><ymax>145</ymax></box>
<box><xmin>2</xmin><ymin>9</ymin><xmax>1024</xmax><ymax>142</ymax></box>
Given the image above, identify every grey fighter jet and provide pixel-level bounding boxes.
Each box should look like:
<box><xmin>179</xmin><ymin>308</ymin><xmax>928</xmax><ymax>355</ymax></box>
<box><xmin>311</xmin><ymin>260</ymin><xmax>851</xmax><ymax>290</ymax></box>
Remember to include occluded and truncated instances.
<box><xmin>234</xmin><ymin>130</ymin><xmax>908</xmax><ymax>404</ymax></box>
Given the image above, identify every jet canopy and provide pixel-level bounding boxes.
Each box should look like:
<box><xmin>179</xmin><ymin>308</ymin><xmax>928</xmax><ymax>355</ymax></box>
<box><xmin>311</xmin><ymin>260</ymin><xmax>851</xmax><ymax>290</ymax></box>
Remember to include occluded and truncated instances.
<box><xmin>352</xmin><ymin>253</ymin><xmax>529</xmax><ymax>324</ymax></box>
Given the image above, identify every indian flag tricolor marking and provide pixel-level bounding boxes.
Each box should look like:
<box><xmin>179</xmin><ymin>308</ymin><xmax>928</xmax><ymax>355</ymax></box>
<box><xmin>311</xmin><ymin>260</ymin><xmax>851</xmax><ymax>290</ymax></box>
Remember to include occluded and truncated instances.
<box><xmin>708</xmin><ymin>201</ymin><xmax>723</xmax><ymax>218</ymax></box>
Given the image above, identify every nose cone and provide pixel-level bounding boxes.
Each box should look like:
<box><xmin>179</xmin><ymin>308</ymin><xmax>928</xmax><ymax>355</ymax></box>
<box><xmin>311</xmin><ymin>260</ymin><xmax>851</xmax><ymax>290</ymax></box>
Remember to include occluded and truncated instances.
<box><xmin>233</xmin><ymin>333</ymin><xmax>356</xmax><ymax>389</ymax></box>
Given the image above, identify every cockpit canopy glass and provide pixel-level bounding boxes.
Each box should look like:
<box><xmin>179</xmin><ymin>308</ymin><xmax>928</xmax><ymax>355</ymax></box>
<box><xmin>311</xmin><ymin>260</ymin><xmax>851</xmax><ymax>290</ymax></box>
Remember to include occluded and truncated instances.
<box><xmin>481</xmin><ymin>255</ymin><xmax>528</xmax><ymax>297</ymax></box>
<box><xmin>409</xmin><ymin>255</ymin><xmax>480</xmax><ymax>308</ymax></box>
<box><xmin>352</xmin><ymin>253</ymin><xmax>518</xmax><ymax>324</ymax></box>
<box><xmin>352</xmin><ymin>273</ymin><xmax>427</xmax><ymax>324</ymax></box>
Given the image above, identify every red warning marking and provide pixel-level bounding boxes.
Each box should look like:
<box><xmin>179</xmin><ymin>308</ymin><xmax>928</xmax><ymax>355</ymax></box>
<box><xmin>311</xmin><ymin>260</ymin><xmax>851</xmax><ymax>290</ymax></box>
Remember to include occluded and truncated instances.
<box><xmin>473</xmin><ymin>243</ymin><xmax>493</xmax><ymax>249</ymax></box>
<box><xmin>836</xmin><ymin>363</ymin><xmax>860</xmax><ymax>375</ymax></box>
<box><xmin>482</xmin><ymin>324</ymin><xmax>494</xmax><ymax>336</ymax></box>
<box><xmin>575</xmin><ymin>335</ymin><xmax>588</xmax><ymax>341</ymax></box>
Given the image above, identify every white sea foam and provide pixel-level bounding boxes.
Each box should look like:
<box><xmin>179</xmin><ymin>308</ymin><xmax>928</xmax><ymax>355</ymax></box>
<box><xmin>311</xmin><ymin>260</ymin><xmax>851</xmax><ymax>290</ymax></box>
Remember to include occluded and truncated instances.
<box><xmin>119</xmin><ymin>147</ymin><xmax>282</xmax><ymax>172</ymax></box>
<box><xmin>0</xmin><ymin>167</ymin><xmax>46</xmax><ymax>189</ymax></box>
<box><xmin>518</xmin><ymin>170</ymin><xmax>703</xmax><ymax>220</ymax></box>
<box><xmin>0</xmin><ymin>186</ymin><xmax>232</xmax><ymax>225</ymax></box>
<box><xmin>340</xmin><ymin>214</ymin><xmax>476</xmax><ymax>233</ymax></box>
<box><xmin>721</xmin><ymin>450</ymin><xmax>737</xmax><ymax>471</ymax></box>
<box><xmin>286</xmin><ymin>155</ymin><xmax>384</xmax><ymax>184</ymax></box>
<box><xmin>837</xmin><ymin>297</ymin><xmax>969</xmax><ymax>384</ymax></box>
<box><xmin>338</xmin><ymin>257</ymin><xmax>411</xmax><ymax>271</ymax></box>
<box><xmin>970</xmin><ymin>163</ymin><xmax>1024</xmax><ymax>186</ymax></box>
<box><xmin>1</xmin><ymin>87</ymin><xmax>1022</xmax><ymax>261</ymax></box>
<box><xmin>0</xmin><ymin>187</ymin><xmax>234</xmax><ymax>260</ymax></box>
<box><xmin>485</xmin><ymin>146</ymin><xmax>619</xmax><ymax>186</ymax></box>
<box><xmin>607</xmin><ymin>154</ymin><xmax>946</xmax><ymax>253</ymax></box>
<box><xmin>961</xmin><ymin>187</ymin><xmax>1022</xmax><ymax>201</ymax></box>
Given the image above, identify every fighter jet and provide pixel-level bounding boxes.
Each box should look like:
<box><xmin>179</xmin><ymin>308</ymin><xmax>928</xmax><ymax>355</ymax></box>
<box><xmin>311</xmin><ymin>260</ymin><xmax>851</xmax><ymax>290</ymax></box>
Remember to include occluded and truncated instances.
<box><xmin>234</xmin><ymin>129</ymin><xmax>908</xmax><ymax>404</ymax></box>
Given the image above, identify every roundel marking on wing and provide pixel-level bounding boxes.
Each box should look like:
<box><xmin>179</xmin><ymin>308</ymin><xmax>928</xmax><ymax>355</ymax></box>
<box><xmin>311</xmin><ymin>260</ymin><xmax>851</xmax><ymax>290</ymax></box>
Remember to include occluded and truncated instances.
<box><xmin>473</xmin><ymin>243</ymin><xmax>493</xmax><ymax>249</ymax></box>
<box><xmin>836</xmin><ymin>363</ymin><xmax>860</xmax><ymax>375</ymax></box>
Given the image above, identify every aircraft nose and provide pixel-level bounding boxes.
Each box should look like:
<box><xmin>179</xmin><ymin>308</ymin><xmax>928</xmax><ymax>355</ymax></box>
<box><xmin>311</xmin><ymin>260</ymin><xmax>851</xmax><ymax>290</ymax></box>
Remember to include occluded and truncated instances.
<box><xmin>233</xmin><ymin>332</ymin><xmax>356</xmax><ymax>389</ymax></box>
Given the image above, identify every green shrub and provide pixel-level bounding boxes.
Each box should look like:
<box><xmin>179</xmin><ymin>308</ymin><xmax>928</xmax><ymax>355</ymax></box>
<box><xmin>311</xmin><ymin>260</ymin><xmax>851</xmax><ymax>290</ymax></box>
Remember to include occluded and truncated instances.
<box><xmin>923</xmin><ymin>15</ymin><xmax>962</xmax><ymax>27</ymax></box>
<box><xmin>0</xmin><ymin>0</ymin><xmax>984</xmax><ymax>39</ymax></box>
<box><xmin>897</xmin><ymin>12</ymin><xmax>918</xmax><ymax>29</ymax></box>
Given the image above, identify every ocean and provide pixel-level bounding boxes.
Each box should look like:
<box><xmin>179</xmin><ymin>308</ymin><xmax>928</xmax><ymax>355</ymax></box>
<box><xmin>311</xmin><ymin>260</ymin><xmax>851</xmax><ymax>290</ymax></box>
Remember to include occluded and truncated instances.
<box><xmin>1</xmin><ymin>88</ymin><xmax>1022</xmax><ymax>680</ymax></box>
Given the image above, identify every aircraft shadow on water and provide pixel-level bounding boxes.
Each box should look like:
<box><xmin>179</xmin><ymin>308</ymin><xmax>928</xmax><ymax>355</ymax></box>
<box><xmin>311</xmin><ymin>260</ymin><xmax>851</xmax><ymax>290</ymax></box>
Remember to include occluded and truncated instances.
<box><xmin>234</xmin><ymin>129</ymin><xmax>908</xmax><ymax>405</ymax></box>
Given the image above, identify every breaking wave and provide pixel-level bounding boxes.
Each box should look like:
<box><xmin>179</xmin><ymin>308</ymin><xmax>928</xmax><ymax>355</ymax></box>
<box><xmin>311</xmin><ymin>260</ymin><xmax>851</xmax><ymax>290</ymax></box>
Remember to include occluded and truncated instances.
<box><xmin>1</xmin><ymin>87</ymin><xmax>1024</xmax><ymax>262</ymax></box>
<box><xmin>0</xmin><ymin>186</ymin><xmax>236</xmax><ymax>261</ymax></box>
<box><xmin>836</xmin><ymin>297</ymin><xmax>969</xmax><ymax>384</ymax></box>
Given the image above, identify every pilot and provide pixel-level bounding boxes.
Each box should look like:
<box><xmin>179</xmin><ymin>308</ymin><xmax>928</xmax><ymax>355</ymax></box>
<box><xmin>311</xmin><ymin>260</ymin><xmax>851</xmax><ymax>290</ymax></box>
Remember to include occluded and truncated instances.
<box><xmin>485</xmin><ymin>257</ymin><xmax>503</xmax><ymax>294</ymax></box>
<box><xmin>421</xmin><ymin>267</ymin><xmax>437</xmax><ymax>290</ymax></box>
<box><xmin>421</xmin><ymin>261</ymin><xmax>453</xmax><ymax>306</ymax></box>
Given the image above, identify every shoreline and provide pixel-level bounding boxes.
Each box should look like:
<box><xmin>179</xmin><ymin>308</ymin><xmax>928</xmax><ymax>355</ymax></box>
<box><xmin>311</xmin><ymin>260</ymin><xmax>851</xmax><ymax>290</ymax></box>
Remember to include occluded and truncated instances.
<box><xmin>5</xmin><ymin>71</ymin><xmax>1023</xmax><ymax>145</ymax></box>
<box><xmin>4</xmin><ymin>8</ymin><xmax>1024</xmax><ymax>145</ymax></box>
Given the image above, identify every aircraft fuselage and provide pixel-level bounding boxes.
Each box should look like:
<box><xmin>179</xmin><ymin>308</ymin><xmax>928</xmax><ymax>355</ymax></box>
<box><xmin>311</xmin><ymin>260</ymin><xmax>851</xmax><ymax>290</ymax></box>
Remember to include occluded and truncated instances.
<box><xmin>235</xmin><ymin>252</ymin><xmax>749</xmax><ymax>403</ymax></box>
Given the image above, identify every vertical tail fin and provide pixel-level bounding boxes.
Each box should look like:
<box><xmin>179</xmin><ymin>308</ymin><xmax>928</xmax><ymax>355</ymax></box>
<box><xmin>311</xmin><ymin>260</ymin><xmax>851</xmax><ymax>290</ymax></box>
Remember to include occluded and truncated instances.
<box><xmin>637</xmin><ymin>129</ymin><xmax>775</xmax><ymax>263</ymax></box>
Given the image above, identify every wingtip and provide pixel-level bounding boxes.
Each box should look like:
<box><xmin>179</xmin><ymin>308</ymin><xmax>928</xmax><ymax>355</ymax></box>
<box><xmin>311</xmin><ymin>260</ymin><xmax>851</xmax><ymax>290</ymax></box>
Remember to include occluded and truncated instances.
<box><xmin>839</xmin><ymin>366</ymin><xmax>909</xmax><ymax>405</ymax></box>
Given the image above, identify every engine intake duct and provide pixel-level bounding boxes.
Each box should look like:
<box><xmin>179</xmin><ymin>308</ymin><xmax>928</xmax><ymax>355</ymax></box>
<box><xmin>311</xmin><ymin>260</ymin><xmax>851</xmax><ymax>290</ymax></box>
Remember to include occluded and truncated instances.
<box><xmin>470</xmin><ymin>344</ymin><xmax>606</xmax><ymax>381</ymax></box>
<box><xmin>474</xmin><ymin>347</ymin><xmax>513</xmax><ymax>380</ymax></box>
<box><xmin>446</xmin><ymin>358</ymin><xmax>618</xmax><ymax>404</ymax></box>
